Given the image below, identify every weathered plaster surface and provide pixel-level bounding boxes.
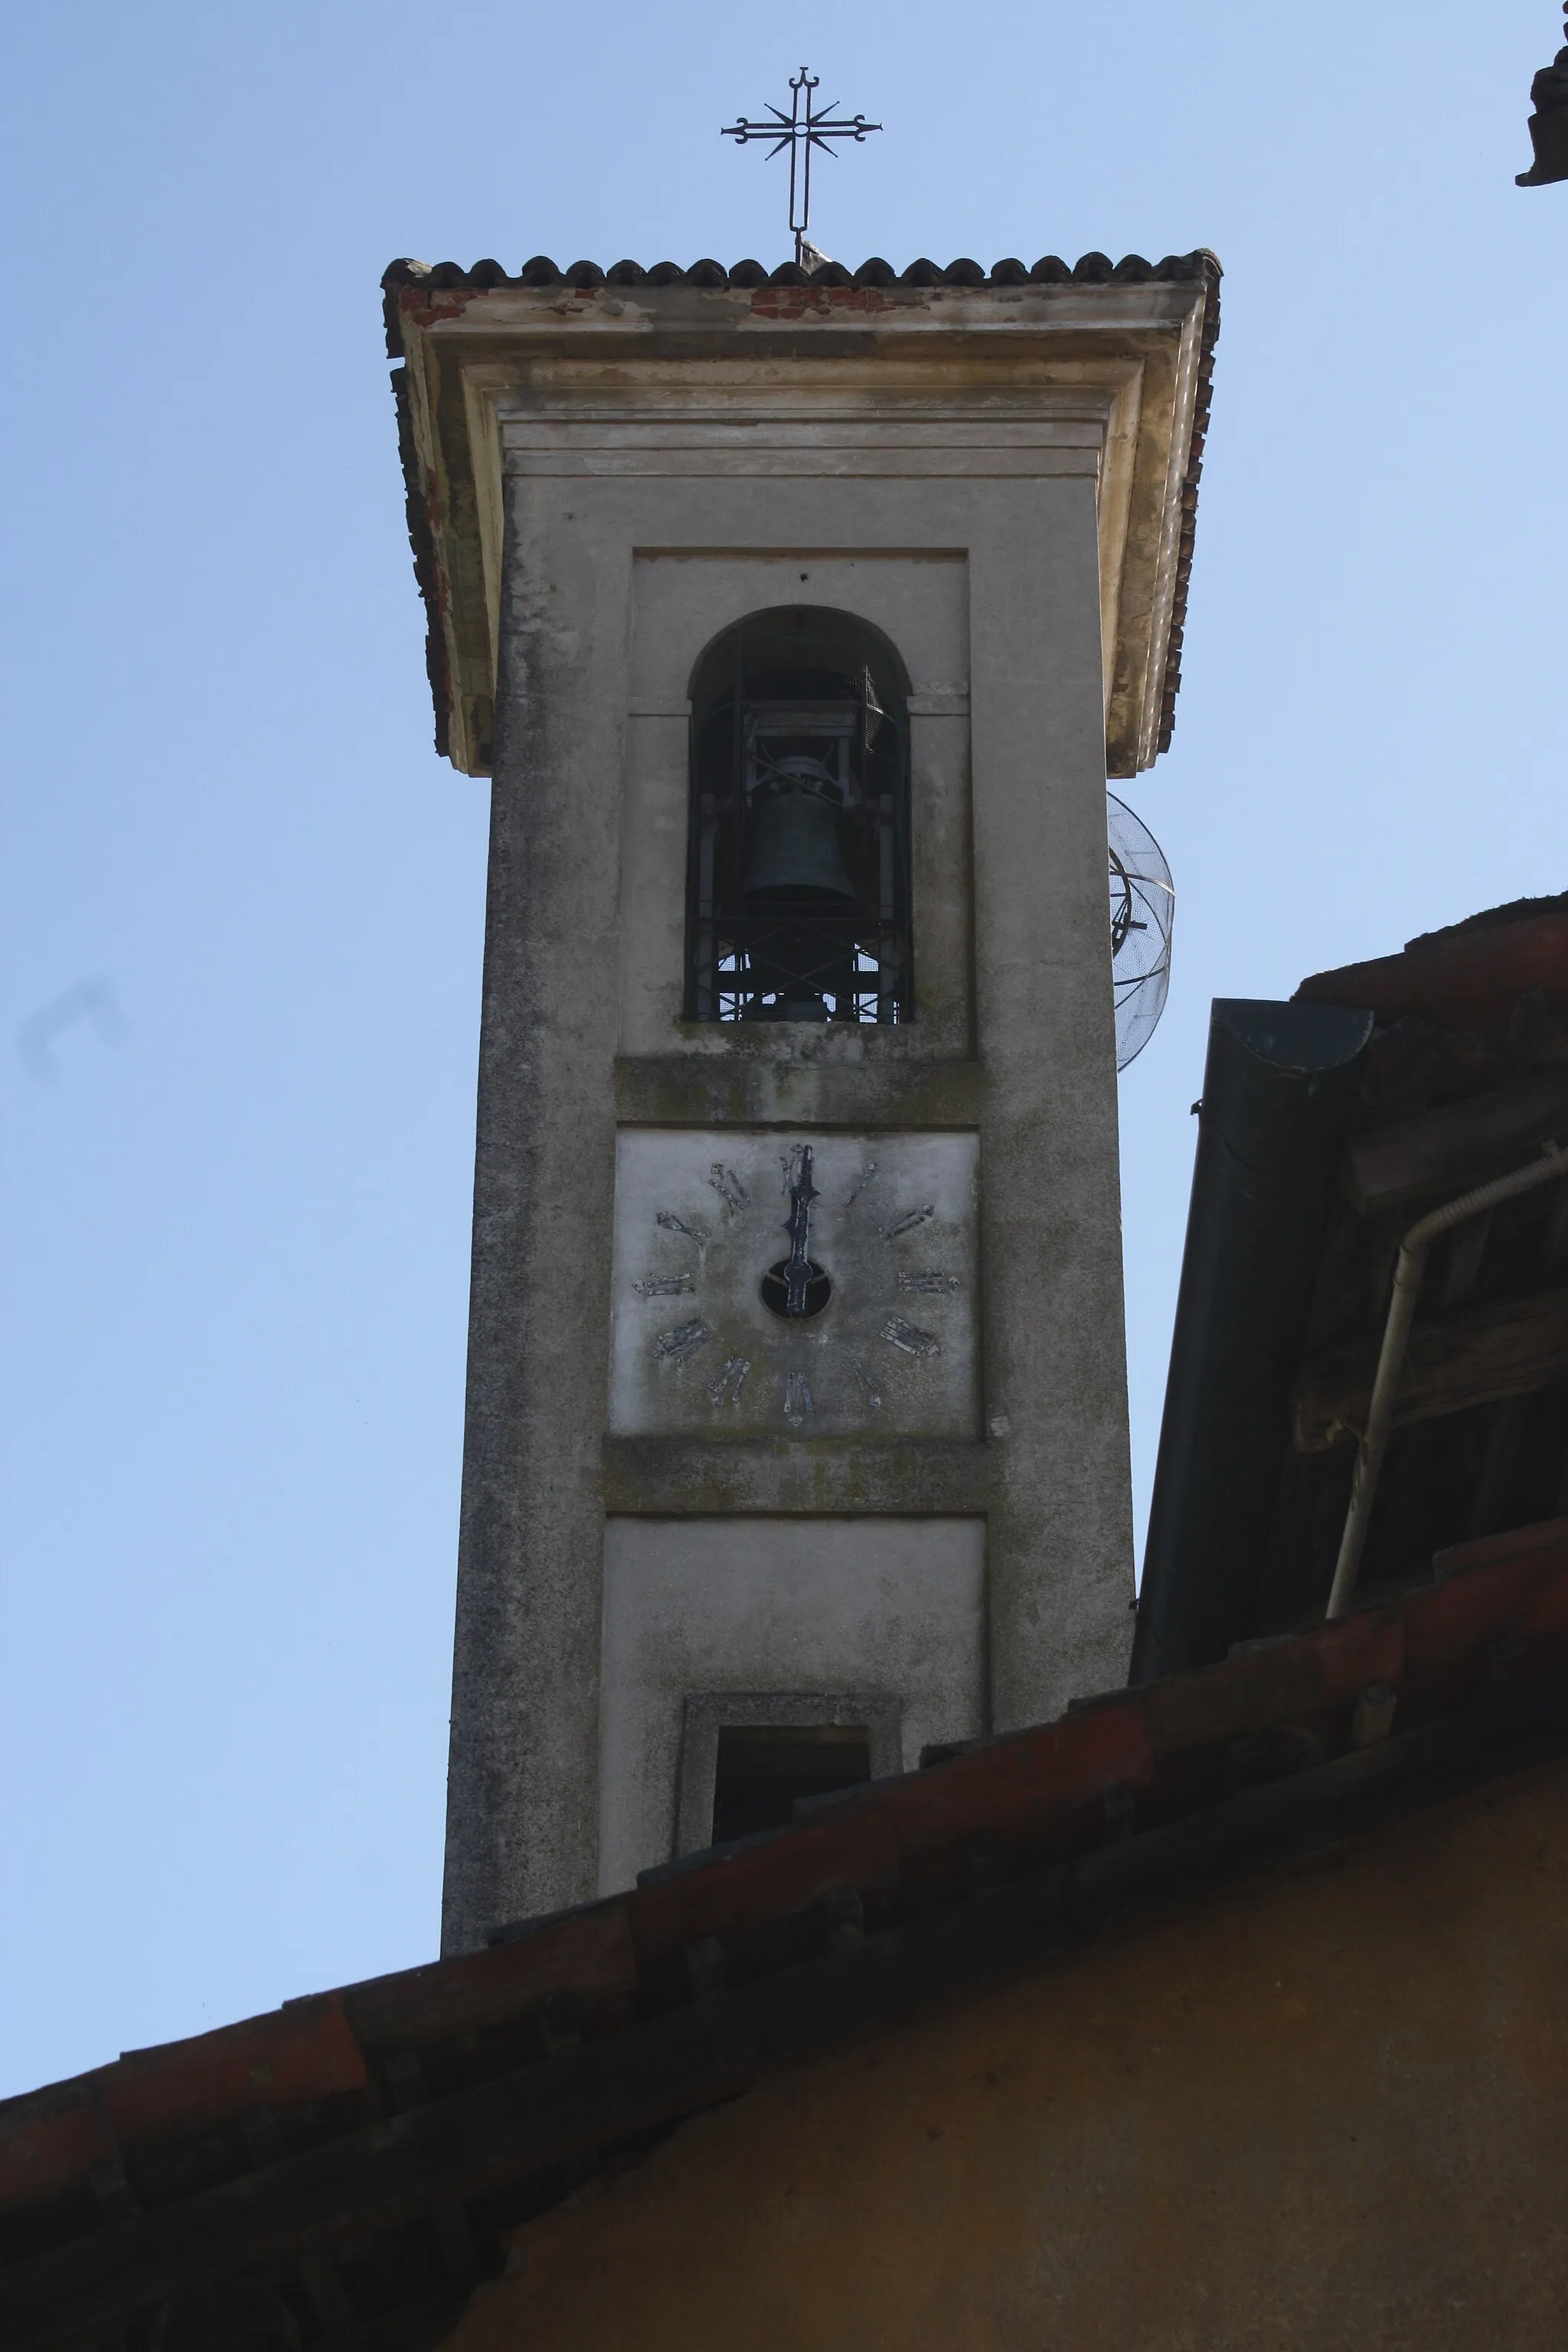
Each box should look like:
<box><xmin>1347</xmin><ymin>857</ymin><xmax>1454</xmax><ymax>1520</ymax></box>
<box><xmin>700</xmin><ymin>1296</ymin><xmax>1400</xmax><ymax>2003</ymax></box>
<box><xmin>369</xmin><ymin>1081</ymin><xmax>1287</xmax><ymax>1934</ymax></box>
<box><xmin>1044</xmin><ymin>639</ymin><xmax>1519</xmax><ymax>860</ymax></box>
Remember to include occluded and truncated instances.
<box><xmin>596</xmin><ymin>1515</ymin><xmax>985</xmax><ymax>1891</ymax></box>
<box><xmin>446</xmin><ymin>1756</ymin><xmax>1568</xmax><ymax>2352</ymax></box>
<box><xmin>439</xmin><ymin>297</ymin><xmax>1153</xmax><ymax>1948</ymax></box>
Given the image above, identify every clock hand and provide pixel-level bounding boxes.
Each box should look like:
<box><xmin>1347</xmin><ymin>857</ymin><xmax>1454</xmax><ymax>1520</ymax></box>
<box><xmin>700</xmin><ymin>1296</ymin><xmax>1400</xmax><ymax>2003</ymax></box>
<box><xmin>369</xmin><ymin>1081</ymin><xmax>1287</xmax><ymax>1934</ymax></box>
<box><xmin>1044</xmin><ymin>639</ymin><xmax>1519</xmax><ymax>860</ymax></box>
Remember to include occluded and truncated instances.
<box><xmin>781</xmin><ymin>1145</ymin><xmax>821</xmax><ymax>1317</ymax></box>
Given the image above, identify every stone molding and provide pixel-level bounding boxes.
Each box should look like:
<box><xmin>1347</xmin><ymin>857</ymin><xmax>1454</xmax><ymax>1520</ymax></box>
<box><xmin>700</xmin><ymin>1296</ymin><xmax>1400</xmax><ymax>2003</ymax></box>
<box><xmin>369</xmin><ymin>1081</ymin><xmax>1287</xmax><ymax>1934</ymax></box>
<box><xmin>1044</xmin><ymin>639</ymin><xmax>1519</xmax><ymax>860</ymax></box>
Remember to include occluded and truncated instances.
<box><xmin>385</xmin><ymin>255</ymin><xmax>1218</xmax><ymax>779</ymax></box>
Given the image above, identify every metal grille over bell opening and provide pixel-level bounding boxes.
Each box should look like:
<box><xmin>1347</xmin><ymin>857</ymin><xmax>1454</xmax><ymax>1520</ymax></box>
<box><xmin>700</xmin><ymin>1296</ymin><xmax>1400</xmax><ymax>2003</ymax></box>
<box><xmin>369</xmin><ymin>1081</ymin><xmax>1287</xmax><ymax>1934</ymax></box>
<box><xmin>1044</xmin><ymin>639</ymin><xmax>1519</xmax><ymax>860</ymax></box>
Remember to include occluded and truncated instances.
<box><xmin>685</xmin><ymin>609</ymin><xmax>913</xmax><ymax>1024</ymax></box>
<box><xmin>1109</xmin><ymin>791</ymin><xmax>1175</xmax><ymax>1070</ymax></box>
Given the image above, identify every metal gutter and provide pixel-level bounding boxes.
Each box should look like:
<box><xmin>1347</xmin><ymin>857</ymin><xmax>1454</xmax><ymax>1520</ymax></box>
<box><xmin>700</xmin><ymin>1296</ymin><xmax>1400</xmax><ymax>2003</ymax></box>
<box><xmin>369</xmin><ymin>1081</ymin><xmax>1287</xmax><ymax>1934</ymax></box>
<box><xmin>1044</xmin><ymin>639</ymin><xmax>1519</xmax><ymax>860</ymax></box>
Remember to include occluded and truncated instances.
<box><xmin>1131</xmin><ymin>998</ymin><xmax>1374</xmax><ymax>1683</ymax></box>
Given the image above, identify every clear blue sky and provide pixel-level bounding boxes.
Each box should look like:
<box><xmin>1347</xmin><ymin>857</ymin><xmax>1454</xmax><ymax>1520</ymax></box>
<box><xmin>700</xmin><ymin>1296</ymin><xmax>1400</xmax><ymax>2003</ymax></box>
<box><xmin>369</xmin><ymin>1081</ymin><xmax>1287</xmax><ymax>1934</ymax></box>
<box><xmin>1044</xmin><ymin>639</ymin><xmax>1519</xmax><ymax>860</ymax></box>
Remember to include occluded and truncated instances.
<box><xmin>2</xmin><ymin>0</ymin><xmax>1562</xmax><ymax>2097</ymax></box>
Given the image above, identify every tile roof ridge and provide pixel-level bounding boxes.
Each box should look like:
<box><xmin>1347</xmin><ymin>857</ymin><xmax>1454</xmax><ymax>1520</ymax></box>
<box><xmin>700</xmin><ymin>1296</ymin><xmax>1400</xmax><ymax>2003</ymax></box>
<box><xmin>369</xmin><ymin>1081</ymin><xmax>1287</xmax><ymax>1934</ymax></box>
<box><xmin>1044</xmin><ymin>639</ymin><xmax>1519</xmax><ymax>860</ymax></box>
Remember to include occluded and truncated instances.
<box><xmin>380</xmin><ymin>250</ymin><xmax>1221</xmax><ymax>309</ymax></box>
<box><xmin>6</xmin><ymin>1517</ymin><xmax>1564</xmax><ymax>2130</ymax></box>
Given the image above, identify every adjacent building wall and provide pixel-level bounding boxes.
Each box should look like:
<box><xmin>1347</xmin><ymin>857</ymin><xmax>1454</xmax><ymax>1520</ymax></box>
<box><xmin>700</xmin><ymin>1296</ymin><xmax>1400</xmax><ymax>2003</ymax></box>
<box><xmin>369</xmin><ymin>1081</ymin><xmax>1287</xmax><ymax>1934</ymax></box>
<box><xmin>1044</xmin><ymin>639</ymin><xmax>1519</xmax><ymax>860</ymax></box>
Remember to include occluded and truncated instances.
<box><xmin>444</xmin><ymin>1755</ymin><xmax>1568</xmax><ymax>2352</ymax></box>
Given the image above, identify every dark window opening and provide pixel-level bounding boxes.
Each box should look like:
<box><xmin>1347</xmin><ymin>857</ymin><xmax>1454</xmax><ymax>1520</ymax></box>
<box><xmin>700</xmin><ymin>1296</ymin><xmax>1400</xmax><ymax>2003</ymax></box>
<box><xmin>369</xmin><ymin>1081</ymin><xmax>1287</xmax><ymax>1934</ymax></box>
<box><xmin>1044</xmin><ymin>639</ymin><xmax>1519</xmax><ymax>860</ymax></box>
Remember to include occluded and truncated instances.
<box><xmin>684</xmin><ymin>606</ymin><xmax>913</xmax><ymax>1024</ymax></box>
<box><xmin>710</xmin><ymin>1723</ymin><xmax>872</xmax><ymax>1844</ymax></box>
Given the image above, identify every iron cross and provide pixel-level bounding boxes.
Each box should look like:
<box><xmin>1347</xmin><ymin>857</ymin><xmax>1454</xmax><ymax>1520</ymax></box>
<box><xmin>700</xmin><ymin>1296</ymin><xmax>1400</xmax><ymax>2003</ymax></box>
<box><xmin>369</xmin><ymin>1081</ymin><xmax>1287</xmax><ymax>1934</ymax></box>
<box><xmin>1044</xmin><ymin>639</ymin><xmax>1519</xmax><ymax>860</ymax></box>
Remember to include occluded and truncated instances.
<box><xmin>721</xmin><ymin>69</ymin><xmax>882</xmax><ymax>263</ymax></box>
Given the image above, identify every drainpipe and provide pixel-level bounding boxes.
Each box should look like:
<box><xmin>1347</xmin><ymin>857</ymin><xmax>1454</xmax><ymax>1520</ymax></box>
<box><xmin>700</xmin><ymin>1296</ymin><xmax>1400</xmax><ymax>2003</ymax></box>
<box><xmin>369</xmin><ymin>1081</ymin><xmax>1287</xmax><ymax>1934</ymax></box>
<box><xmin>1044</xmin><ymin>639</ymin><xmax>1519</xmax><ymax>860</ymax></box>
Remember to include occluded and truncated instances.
<box><xmin>1325</xmin><ymin>1142</ymin><xmax>1568</xmax><ymax>1620</ymax></box>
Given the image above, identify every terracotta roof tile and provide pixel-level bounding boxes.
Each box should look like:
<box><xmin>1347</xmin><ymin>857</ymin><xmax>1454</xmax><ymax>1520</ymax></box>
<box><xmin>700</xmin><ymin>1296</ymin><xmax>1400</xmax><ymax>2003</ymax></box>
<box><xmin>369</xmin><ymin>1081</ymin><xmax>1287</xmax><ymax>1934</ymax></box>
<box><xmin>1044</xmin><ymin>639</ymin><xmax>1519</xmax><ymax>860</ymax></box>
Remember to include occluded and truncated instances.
<box><xmin>1296</xmin><ymin>900</ymin><xmax>1568</xmax><ymax>1027</ymax></box>
<box><xmin>2</xmin><ymin>1521</ymin><xmax>1566</xmax><ymax>2350</ymax></box>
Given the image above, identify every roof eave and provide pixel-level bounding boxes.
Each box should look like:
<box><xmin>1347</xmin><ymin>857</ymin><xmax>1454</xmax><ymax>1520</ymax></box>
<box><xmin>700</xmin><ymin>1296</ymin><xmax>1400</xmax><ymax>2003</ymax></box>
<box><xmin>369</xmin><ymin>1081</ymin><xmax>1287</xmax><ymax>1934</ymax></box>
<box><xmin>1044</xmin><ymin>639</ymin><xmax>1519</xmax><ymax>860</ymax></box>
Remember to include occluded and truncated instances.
<box><xmin>382</xmin><ymin>253</ymin><xmax>1220</xmax><ymax>779</ymax></box>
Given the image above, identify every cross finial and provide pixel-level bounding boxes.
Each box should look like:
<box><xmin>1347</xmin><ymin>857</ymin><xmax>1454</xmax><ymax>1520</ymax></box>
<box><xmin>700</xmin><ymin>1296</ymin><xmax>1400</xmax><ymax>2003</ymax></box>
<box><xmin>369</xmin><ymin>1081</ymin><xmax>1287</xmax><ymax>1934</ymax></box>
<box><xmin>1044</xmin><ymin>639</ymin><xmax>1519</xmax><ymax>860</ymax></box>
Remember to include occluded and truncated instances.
<box><xmin>721</xmin><ymin>68</ymin><xmax>882</xmax><ymax>263</ymax></box>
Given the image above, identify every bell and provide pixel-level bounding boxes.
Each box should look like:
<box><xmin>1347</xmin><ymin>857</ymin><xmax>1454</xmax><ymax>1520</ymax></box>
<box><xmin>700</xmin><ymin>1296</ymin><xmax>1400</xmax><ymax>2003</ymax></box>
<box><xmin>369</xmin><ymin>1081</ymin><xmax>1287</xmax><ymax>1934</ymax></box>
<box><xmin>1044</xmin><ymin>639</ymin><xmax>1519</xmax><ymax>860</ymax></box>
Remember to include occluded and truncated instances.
<box><xmin>742</xmin><ymin>789</ymin><xmax>856</xmax><ymax>903</ymax></box>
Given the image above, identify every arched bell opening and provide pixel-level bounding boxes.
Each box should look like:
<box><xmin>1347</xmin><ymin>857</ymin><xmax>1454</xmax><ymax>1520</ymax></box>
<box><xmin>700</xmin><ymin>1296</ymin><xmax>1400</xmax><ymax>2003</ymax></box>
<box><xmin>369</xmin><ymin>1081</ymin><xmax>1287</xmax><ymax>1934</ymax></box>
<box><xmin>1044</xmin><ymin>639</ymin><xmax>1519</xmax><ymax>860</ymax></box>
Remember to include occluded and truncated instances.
<box><xmin>684</xmin><ymin>606</ymin><xmax>913</xmax><ymax>1024</ymax></box>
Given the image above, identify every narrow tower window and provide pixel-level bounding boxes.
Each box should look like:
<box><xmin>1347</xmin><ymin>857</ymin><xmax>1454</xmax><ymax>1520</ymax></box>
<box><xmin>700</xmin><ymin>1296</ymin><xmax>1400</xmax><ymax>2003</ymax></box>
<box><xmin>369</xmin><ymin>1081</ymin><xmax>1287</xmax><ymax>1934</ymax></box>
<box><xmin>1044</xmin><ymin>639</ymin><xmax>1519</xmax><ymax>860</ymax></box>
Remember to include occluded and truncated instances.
<box><xmin>685</xmin><ymin>606</ymin><xmax>913</xmax><ymax>1023</ymax></box>
<box><xmin>710</xmin><ymin>1724</ymin><xmax>872</xmax><ymax>1843</ymax></box>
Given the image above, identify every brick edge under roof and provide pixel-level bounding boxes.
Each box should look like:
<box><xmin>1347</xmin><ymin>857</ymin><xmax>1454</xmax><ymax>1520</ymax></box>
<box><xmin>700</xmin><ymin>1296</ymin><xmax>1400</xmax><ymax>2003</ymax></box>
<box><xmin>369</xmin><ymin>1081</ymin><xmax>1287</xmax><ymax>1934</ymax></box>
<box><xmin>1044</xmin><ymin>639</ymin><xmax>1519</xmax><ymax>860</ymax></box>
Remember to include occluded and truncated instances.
<box><xmin>381</xmin><ymin>252</ymin><xmax>1221</xmax><ymax>767</ymax></box>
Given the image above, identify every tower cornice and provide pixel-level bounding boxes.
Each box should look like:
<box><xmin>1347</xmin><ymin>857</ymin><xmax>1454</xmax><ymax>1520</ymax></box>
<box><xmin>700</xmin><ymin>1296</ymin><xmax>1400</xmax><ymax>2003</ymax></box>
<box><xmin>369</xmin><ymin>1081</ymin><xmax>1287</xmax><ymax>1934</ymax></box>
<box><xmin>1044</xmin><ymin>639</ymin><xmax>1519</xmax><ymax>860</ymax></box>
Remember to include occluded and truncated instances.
<box><xmin>383</xmin><ymin>253</ymin><xmax>1219</xmax><ymax>779</ymax></box>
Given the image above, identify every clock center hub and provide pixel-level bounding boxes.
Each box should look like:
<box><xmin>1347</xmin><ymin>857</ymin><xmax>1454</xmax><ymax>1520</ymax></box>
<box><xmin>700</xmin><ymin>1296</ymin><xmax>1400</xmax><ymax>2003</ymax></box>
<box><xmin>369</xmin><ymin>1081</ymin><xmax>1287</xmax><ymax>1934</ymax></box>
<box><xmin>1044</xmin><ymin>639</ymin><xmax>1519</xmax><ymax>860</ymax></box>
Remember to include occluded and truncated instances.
<box><xmin>760</xmin><ymin>1259</ymin><xmax>833</xmax><ymax>1319</ymax></box>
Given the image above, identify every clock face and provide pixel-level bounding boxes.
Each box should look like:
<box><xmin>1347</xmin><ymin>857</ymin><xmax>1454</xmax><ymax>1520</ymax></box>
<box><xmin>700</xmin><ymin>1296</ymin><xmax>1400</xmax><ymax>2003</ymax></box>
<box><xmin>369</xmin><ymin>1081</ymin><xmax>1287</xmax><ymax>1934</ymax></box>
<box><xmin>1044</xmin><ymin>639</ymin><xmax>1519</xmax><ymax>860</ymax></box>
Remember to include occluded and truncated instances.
<box><xmin>608</xmin><ymin>1130</ymin><xmax>980</xmax><ymax>1439</ymax></box>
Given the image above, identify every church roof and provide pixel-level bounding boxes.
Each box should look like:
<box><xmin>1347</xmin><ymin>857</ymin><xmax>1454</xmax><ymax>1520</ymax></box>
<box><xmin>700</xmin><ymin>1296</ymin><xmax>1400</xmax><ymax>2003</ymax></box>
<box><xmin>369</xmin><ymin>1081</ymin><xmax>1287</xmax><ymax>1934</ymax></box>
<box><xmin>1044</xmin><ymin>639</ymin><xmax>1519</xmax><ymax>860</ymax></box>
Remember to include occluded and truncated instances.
<box><xmin>4</xmin><ymin>1510</ymin><xmax>1566</xmax><ymax>2350</ymax></box>
<box><xmin>381</xmin><ymin>251</ymin><xmax>1220</xmax><ymax>778</ymax></box>
<box><xmin>379</xmin><ymin>250</ymin><xmax>1219</xmax><ymax>326</ymax></box>
<box><xmin>1138</xmin><ymin>898</ymin><xmax>1568</xmax><ymax>1680</ymax></box>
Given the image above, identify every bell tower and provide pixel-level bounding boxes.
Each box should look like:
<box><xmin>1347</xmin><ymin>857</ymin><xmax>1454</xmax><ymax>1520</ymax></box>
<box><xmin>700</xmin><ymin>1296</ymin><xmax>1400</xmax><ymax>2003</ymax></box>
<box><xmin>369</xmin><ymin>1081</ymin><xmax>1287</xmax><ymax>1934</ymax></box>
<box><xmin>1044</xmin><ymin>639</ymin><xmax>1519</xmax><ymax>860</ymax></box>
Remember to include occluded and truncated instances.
<box><xmin>384</xmin><ymin>246</ymin><xmax>1218</xmax><ymax>1948</ymax></box>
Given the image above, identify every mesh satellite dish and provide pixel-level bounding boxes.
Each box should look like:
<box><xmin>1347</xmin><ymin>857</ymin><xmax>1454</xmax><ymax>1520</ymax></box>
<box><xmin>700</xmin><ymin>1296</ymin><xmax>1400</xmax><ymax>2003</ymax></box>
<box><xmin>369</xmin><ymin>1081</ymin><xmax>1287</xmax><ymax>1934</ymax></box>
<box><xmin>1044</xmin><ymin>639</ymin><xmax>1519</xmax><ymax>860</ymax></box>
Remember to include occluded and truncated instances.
<box><xmin>1108</xmin><ymin>791</ymin><xmax>1174</xmax><ymax>1070</ymax></box>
